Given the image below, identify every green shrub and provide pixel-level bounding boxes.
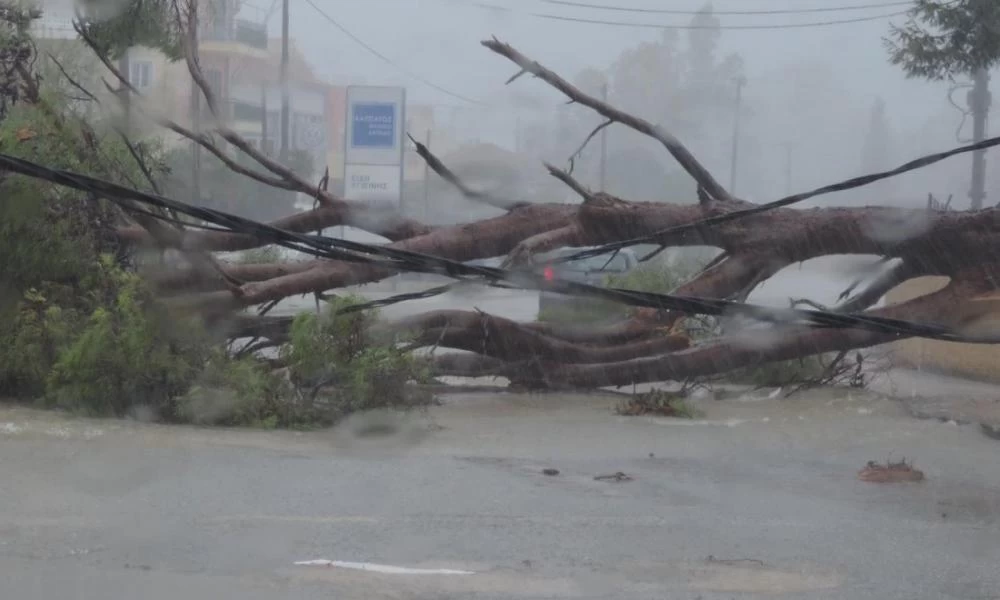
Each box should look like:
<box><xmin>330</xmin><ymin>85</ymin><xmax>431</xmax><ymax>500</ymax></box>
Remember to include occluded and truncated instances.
<box><xmin>177</xmin><ymin>352</ymin><xmax>296</xmax><ymax>428</ymax></box>
<box><xmin>43</xmin><ymin>261</ymin><xmax>208</xmax><ymax>417</ymax></box>
<box><xmin>177</xmin><ymin>296</ymin><xmax>433</xmax><ymax>428</ymax></box>
<box><xmin>0</xmin><ymin>93</ymin><xmax>175</xmax><ymax>405</ymax></box>
<box><xmin>283</xmin><ymin>295</ymin><xmax>433</xmax><ymax>421</ymax></box>
<box><xmin>0</xmin><ymin>287</ymin><xmax>75</xmax><ymax>399</ymax></box>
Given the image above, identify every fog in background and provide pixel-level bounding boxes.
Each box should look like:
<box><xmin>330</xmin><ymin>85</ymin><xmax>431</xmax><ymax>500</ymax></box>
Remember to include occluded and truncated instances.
<box><xmin>263</xmin><ymin>0</ymin><xmax>996</xmax><ymax>212</ymax></box>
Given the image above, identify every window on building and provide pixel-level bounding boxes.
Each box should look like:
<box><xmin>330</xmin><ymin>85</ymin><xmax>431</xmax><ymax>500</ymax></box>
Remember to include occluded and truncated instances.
<box><xmin>129</xmin><ymin>61</ymin><xmax>153</xmax><ymax>90</ymax></box>
<box><xmin>232</xmin><ymin>101</ymin><xmax>264</xmax><ymax>122</ymax></box>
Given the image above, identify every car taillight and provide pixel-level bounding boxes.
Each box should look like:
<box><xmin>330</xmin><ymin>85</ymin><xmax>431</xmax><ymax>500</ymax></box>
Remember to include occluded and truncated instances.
<box><xmin>543</xmin><ymin>266</ymin><xmax>555</xmax><ymax>281</ymax></box>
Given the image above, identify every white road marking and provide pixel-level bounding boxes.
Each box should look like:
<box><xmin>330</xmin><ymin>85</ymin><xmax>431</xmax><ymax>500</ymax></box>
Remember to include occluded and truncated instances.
<box><xmin>294</xmin><ymin>560</ymin><xmax>475</xmax><ymax>575</ymax></box>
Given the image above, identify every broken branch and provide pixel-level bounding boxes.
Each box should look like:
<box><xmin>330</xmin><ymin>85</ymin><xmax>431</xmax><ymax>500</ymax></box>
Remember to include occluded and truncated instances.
<box><xmin>483</xmin><ymin>38</ymin><xmax>733</xmax><ymax>203</ymax></box>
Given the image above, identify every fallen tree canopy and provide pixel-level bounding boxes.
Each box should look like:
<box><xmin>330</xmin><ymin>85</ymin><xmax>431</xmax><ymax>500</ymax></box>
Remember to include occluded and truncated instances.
<box><xmin>16</xmin><ymin>5</ymin><xmax>1000</xmax><ymax>397</ymax></box>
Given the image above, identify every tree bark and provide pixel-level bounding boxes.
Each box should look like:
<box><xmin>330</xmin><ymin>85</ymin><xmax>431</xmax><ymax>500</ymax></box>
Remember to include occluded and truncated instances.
<box><xmin>385</xmin><ymin>309</ymin><xmax>690</xmax><ymax>364</ymax></box>
<box><xmin>173</xmin><ymin>203</ymin><xmax>579</xmax><ymax>313</ymax></box>
<box><xmin>118</xmin><ymin>202</ymin><xmax>437</xmax><ymax>250</ymax></box>
<box><xmin>513</xmin><ymin>269</ymin><xmax>996</xmax><ymax>388</ymax></box>
<box><xmin>65</xmin><ymin>28</ymin><xmax>1000</xmax><ymax>396</ymax></box>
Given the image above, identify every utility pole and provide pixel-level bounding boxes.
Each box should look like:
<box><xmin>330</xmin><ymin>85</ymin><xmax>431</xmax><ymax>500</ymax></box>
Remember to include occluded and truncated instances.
<box><xmin>782</xmin><ymin>142</ymin><xmax>792</xmax><ymax>195</ymax></box>
<box><xmin>260</xmin><ymin>85</ymin><xmax>268</xmax><ymax>155</ymax></box>
<box><xmin>423</xmin><ymin>129</ymin><xmax>431</xmax><ymax>222</ymax></box>
<box><xmin>118</xmin><ymin>50</ymin><xmax>130</xmax><ymax>135</ymax></box>
<box><xmin>280</xmin><ymin>0</ymin><xmax>290</xmax><ymax>164</ymax></box>
<box><xmin>729</xmin><ymin>75</ymin><xmax>747</xmax><ymax>194</ymax></box>
<box><xmin>189</xmin><ymin>13</ymin><xmax>201</xmax><ymax>205</ymax></box>
<box><xmin>969</xmin><ymin>67</ymin><xmax>991</xmax><ymax>210</ymax></box>
<box><xmin>514</xmin><ymin>111</ymin><xmax>525</xmax><ymax>155</ymax></box>
<box><xmin>599</xmin><ymin>82</ymin><xmax>608</xmax><ymax>191</ymax></box>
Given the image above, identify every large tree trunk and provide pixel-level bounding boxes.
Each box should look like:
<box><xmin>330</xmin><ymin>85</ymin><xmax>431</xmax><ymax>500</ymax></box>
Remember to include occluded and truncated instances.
<box><xmin>60</xmin><ymin>22</ymin><xmax>1000</xmax><ymax>394</ymax></box>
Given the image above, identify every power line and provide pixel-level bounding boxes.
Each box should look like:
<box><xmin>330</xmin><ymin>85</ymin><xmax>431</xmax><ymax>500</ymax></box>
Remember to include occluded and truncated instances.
<box><xmin>0</xmin><ymin>150</ymin><xmax>992</xmax><ymax>344</ymax></box>
<box><xmin>301</xmin><ymin>0</ymin><xmax>485</xmax><ymax>104</ymax></box>
<box><xmin>540</xmin><ymin>0</ymin><xmax>916</xmax><ymax>16</ymax></box>
<box><xmin>465</xmin><ymin>1</ymin><xmax>911</xmax><ymax>29</ymax></box>
<box><xmin>530</xmin><ymin>9</ymin><xmax>910</xmax><ymax>30</ymax></box>
<box><xmin>557</xmin><ymin>132</ymin><xmax>1000</xmax><ymax>265</ymax></box>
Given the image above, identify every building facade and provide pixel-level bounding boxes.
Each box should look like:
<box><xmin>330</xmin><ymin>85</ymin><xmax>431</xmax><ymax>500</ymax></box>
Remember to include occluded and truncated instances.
<box><xmin>31</xmin><ymin>0</ymin><xmax>438</xmax><ymax>213</ymax></box>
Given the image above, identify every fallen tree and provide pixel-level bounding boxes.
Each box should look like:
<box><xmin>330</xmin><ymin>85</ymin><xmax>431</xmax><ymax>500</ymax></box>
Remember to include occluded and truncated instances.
<box><xmin>21</xmin><ymin>2</ymin><xmax>1000</xmax><ymax>398</ymax></box>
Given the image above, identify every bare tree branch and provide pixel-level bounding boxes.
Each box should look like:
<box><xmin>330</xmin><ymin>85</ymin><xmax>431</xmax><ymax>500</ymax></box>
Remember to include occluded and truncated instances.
<box><xmin>408</xmin><ymin>133</ymin><xmax>527</xmax><ymax>211</ymax></box>
<box><xmin>46</xmin><ymin>52</ymin><xmax>98</xmax><ymax>102</ymax></box>
<box><xmin>503</xmin><ymin>224</ymin><xmax>584</xmax><ymax>267</ymax></box>
<box><xmin>545</xmin><ymin>163</ymin><xmax>596</xmax><ymax>201</ymax></box>
<box><xmin>835</xmin><ymin>261</ymin><xmax>920</xmax><ymax>313</ymax></box>
<box><xmin>73</xmin><ymin>17</ymin><xmax>436</xmax><ymax>243</ymax></box>
<box><xmin>176</xmin><ymin>4</ymin><xmax>317</xmax><ymax>193</ymax></box>
<box><xmin>73</xmin><ymin>19</ymin><xmax>301</xmax><ymax>192</ymax></box>
<box><xmin>567</xmin><ymin>118</ymin><xmax>612</xmax><ymax>176</ymax></box>
<box><xmin>483</xmin><ymin>38</ymin><xmax>733</xmax><ymax>203</ymax></box>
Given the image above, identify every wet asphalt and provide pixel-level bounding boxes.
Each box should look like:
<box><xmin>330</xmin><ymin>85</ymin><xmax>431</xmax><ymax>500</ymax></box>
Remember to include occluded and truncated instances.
<box><xmin>1</xmin><ymin>385</ymin><xmax>998</xmax><ymax>600</ymax></box>
<box><xmin>4</xmin><ymin>266</ymin><xmax>998</xmax><ymax>599</ymax></box>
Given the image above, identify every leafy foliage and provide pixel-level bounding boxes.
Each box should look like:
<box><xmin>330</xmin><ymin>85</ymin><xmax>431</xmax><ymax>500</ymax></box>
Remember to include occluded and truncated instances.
<box><xmin>0</xmin><ymin>287</ymin><xmax>72</xmax><ymax>398</ymax></box>
<box><xmin>74</xmin><ymin>0</ymin><xmax>184</xmax><ymax>60</ymax></box>
<box><xmin>0</xmin><ymin>23</ymin><xmax>204</xmax><ymax>414</ymax></box>
<box><xmin>885</xmin><ymin>0</ymin><xmax>1000</xmax><ymax>80</ymax></box>
<box><xmin>282</xmin><ymin>296</ymin><xmax>432</xmax><ymax>419</ymax></box>
<box><xmin>178</xmin><ymin>296</ymin><xmax>433</xmax><ymax>428</ymax></box>
<box><xmin>177</xmin><ymin>352</ymin><xmax>296</xmax><ymax>428</ymax></box>
<box><xmin>0</xmin><ymin>3</ymin><xmax>40</xmax><ymax>117</ymax></box>
<box><xmin>0</xmin><ymin>14</ymin><xmax>425</xmax><ymax>427</ymax></box>
<box><xmin>45</xmin><ymin>260</ymin><xmax>208</xmax><ymax>417</ymax></box>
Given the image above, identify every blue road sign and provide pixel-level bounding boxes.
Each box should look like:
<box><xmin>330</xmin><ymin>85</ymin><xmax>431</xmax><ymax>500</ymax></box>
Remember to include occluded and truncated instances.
<box><xmin>351</xmin><ymin>102</ymin><xmax>396</xmax><ymax>149</ymax></box>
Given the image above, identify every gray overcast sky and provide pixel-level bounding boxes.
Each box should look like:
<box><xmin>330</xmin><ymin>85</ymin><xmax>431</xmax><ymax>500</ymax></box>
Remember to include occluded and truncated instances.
<box><xmin>277</xmin><ymin>0</ymin><xmax>955</xmax><ymax>118</ymax></box>
<box><xmin>262</xmin><ymin>0</ymin><xmax>992</xmax><ymax>204</ymax></box>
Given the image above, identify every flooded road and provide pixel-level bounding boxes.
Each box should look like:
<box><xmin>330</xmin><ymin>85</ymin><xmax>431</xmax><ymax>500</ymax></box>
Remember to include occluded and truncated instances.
<box><xmin>1</xmin><ymin>386</ymin><xmax>998</xmax><ymax>599</ymax></box>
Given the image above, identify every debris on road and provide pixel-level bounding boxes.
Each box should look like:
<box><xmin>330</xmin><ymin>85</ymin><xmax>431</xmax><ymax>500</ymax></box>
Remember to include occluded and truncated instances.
<box><xmin>705</xmin><ymin>555</ymin><xmax>765</xmax><ymax>567</ymax></box>
<box><xmin>857</xmin><ymin>459</ymin><xmax>925</xmax><ymax>483</ymax></box>
<box><xmin>616</xmin><ymin>390</ymin><xmax>701</xmax><ymax>418</ymax></box>
<box><xmin>541</xmin><ymin>468</ymin><xmax>560</xmax><ymax>476</ymax></box>
<box><xmin>594</xmin><ymin>471</ymin><xmax>633</xmax><ymax>482</ymax></box>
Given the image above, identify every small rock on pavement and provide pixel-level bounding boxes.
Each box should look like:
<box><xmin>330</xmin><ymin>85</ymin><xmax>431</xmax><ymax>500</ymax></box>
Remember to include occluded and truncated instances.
<box><xmin>542</xmin><ymin>468</ymin><xmax>560</xmax><ymax>476</ymax></box>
